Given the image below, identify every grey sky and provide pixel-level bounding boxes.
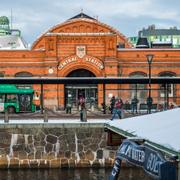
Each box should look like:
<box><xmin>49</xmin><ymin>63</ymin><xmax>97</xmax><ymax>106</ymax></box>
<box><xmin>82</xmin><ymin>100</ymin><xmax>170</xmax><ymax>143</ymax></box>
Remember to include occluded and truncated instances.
<box><xmin>1</xmin><ymin>0</ymin><xmax>180</xmax><ymax>45</ymax></box>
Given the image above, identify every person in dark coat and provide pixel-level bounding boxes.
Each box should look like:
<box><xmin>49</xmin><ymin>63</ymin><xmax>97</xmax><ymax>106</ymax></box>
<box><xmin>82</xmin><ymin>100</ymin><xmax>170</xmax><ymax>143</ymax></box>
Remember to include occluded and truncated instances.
<box><xmin>131</xmin><ymin>96</ymin><xmax>139</xmax><ymax>114</ymax></box>
<box><xmin>109</xmin><ymin>96</ymin><xmax>115</xmax><ymax>114</ymax></box>
<box><xmin>147</xmin><ymin>96</ymin><xmax>153</xmax><ymax>113</ymax></box>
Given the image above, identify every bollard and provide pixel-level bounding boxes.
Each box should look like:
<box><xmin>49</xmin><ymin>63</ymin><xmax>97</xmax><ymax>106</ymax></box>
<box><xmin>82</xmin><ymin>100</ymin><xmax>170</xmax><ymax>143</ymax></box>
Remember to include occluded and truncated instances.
<box><xmin>80</xmin><ymin>109</ymin><xmax>83</xmax><ymax>122</ymax></box>
<box><xmin>4</xmin><ymin>110</ymin><xmax>9</xmax><ymax>123</ymax></box>
<box><xmin>44</xmin><ymin>108</ymin><xmax>48</xmax><ymax>122</ymax></box>
<box><xmin>82</xmin><ymin>108</ymin><xmax>87</xmax><ymax>122</ymax></box>
<box><xmin>80</xmin><ymin>108</ymin><xmax>87</xmax><ymax>122</ymax></box>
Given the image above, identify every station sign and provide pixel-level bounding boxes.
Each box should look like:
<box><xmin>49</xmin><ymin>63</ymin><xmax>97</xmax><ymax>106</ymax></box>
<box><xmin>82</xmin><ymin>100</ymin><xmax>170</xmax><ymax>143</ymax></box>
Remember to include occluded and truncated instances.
<box><xmin>58</xmin><ymin>55</ymin><xmax>104</xmax><ymax>70</ymax></box>
<box><xmin>109</xmin><ymin>139</ymin><xmax>176</xmax><ymax>180</ymax></box>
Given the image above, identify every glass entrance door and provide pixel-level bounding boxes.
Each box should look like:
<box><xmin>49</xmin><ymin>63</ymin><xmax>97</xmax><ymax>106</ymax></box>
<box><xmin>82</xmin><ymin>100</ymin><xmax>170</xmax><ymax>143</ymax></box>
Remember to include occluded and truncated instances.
<box><xmin>65</xmin><ymin>69</ymin><xmax>97</xmax><ymax>110</ymax></box>
<box><xmin>65</xmin><ymin>85</ymin><xmax>97</xmax><ymax>109</ymax></box>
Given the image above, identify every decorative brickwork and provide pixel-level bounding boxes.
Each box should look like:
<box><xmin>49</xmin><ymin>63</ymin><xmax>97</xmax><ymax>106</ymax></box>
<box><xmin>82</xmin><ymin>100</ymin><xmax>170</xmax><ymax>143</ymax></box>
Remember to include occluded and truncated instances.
<box><xmin>0</xmin><ymin>14</ymin><xmax>180</xmax><ymax>109</ymax></box>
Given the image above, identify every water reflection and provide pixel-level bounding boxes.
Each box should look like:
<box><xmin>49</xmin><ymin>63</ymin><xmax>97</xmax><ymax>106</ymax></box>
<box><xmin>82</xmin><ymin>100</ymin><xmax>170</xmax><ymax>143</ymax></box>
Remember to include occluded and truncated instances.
<box><xmin>0</xmin><ymin>168</ymin><xmax>112</xmax><ymax>180</ymax></box>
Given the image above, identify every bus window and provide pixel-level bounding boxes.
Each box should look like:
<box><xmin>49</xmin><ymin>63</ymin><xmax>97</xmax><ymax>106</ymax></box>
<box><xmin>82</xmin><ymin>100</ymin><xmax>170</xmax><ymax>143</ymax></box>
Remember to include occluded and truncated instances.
<box><xmin>0</xmin><ymin>94</ymin><xmax>5</xmax><ymax>103</ymax></box>
<box><xmin>6</xmin><ymin>94</ymin><xmax>17</xmax><ymax>102</ymax></box>
<box><xmin>0</xmin><ymin>84</ymin><xmax>35</xmax><ymax>113</ymax></box>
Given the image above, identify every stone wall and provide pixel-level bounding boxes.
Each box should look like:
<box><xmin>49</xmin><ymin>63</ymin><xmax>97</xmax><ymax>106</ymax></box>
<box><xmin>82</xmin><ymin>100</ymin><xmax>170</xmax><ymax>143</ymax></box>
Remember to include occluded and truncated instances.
<box><xmin>0</xmin><ymin>123</ymin><xmax>154</xmax><ymax>179</ymax></box>
<box><xmin>0</xmin><ymin>123</ymin><xmax>117</xmax><ymax>169</ymax></box>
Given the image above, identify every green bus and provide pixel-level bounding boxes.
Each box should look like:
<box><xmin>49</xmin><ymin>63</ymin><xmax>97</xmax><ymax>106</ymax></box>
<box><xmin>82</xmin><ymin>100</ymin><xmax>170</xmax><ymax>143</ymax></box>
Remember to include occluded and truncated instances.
<box><xmin>0</xmin><ymin>84</ymin><xmax>36</xmax><ymax>113</ymax></box>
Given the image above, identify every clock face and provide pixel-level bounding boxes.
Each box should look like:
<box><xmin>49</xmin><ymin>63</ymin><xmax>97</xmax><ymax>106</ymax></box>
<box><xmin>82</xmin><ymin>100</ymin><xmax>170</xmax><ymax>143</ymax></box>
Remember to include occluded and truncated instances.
<box><xmin>48</xmin><ymin>68</ymin><xmax>54</xmax><ymax>74</ymax></box>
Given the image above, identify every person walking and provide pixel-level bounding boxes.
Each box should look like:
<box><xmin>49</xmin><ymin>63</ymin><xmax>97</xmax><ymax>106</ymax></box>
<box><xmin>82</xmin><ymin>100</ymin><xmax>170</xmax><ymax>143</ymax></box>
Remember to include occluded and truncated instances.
<box><xmin>110</xmin><ymin>97</ymin><xmax>123</xmax><ymax>120</ymax></box>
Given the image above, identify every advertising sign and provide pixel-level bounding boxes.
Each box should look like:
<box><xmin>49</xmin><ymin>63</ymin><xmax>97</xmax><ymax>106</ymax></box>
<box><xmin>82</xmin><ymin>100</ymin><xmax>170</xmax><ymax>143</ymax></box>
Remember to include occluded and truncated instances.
<box><xmin>0</xmin><ymin>103</ymin><xmax>4</xmax><ymax>112</ymax></box>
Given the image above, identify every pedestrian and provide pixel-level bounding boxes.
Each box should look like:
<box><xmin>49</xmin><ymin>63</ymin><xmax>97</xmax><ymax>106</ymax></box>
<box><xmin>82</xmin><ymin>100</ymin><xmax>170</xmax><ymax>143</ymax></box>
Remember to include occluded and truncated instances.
<box><xmin>158</xmin><ymin>104</ymin><xmax>163</xmax><ymax>111</ymax></box>
<box><xmin>78</xmin><ymin>95</ymin><xmax>85</xmax><ymax>110</ymax></box>
<box><xmin>110</xmin><ymin>97</ymin><xmax>123</xmax><ymax>120</ymax></box>
<box><xmin>124</xmin><ymin>100</ymin><xmax>130</xmax><ymax>110</ymax></box>
<box><xmin>169</xmin><ymin>103</ymin><xmax>174</xmax><ymax>109</ymax></box>
<box><xmin>78</xmin><ymin>95</ymin><xmax>87</xmax><ymax>122</ymax></box>
<box><xmin>147</xmin><ymin>96</ymin><xmax>153</xmax><ymax>113</ymax></box>
<box><xmin>66</xmin><ymin>97</ymin><xmax>72</xmax><ymax>114</ymax></box>
<box><xmin>131</xmin><ymin>96</ymin><xmax>139</xmax><ymax>114</ymax></box>
<box><xmin>109</xmin><ymin>96</ymin><xmax>115</xmax><ymax>114</ymax></box>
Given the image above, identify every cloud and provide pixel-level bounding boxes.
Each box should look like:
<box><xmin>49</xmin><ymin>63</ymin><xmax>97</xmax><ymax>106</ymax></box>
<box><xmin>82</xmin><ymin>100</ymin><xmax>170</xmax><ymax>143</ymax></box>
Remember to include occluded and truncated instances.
<box><xmin>0</xmin><ymin>0</ymin><xmax>180</xmax><ymax>44</ymax></box>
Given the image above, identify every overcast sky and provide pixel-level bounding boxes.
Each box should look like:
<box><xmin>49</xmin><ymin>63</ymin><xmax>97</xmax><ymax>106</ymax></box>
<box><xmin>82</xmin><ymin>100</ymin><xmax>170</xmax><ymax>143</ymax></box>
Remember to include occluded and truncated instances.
<box><xmin>1</xmin><ymin>0</ymin><xmax>180</xmax><ymax>45</ymax></box>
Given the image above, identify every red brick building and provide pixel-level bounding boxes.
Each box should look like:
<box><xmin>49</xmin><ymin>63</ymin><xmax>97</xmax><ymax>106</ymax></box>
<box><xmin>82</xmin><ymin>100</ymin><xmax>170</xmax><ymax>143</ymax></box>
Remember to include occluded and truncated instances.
<box><xmin>0</xmin><ymin>13</ymin><xmax>180</xmax><ymax>110</ymax></box>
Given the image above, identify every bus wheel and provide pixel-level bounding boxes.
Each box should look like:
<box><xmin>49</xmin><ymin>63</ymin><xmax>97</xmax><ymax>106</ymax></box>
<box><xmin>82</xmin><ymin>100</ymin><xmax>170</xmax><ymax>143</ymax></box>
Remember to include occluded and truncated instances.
<box><xmin>7</xmin><ymin>107</ymin><xmax>15</xmax><ymax>114</ymax></box>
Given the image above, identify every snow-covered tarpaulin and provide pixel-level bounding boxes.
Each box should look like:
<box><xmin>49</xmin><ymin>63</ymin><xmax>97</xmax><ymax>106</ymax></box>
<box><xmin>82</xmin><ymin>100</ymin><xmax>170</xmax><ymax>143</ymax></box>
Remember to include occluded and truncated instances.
<box><xmin>108</xmin><ymin>108</ymin><xmax>180</xmax><ymax>153</ymax></box>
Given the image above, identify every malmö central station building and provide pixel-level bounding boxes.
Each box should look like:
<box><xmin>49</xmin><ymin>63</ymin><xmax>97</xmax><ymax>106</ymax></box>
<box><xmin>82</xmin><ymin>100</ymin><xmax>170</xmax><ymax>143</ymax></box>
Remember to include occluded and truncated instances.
<box><xmin>0</xmin><ymin>13</ymin><xmax>180</xmax><ymax>110</ymax></box>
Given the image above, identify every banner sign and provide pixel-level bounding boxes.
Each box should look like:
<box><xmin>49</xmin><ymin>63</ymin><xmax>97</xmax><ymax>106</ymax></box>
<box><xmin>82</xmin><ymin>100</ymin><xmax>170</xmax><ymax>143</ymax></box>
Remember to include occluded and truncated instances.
<box><xmin>0</xmin><ymin>103</ymin><xmax>4</xmax><ymax>112</ymax></box>
<box><xmin>109</xmin><ymin>139</ymin><xmax>176</xmax><ymax>180</ymax></box>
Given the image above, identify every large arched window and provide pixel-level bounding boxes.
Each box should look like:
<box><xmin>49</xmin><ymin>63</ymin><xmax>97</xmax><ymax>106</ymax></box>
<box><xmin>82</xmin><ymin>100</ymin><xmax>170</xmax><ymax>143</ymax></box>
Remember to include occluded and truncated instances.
<box><xmin>15</xmin><ymin>72</ymin><xmax>33</xmax><ymax>88</ymax></box>
<box><xmin>159</xmin><ymin>72</ymin><xmax>176</xmax><ymax>97</ymax></box>
<box><xmin>129</xmin><ymin>72</ymin><xmax>147</xmax><ymax>102</ymax></box>
<box><xmin>67</xmin><ymin>69</ymin><xmax>96</xmax><ymax>77</ymax></box>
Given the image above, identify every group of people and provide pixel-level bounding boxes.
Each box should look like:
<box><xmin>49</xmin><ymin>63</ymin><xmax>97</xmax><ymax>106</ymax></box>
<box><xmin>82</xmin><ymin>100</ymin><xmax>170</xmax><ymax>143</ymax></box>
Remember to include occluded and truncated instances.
<box><xmin>109</xmin><ymin>96</ymin><xmax>140</xmax><ymax>120</ymax></box>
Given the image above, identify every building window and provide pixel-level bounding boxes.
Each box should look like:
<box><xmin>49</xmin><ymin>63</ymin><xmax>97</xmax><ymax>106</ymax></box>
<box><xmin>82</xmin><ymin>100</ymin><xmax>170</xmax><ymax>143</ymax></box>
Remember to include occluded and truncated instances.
<box><xmin>160</xmin><ymin>84</ymin><xmax>174</xmax><ymax>97</ymax></box>
<box><xmin>159</xmin><ymin>72</ymin><xmax>176</xmax><ymax>98</ymax></box>
<box><xmin>129</xmin><ymin>72</ymin><xmax>147</xmax><ymax>103</ymax></box>
<box><xmin>15</xmin><ymin>72</ymin><xmax>33</xmax><ymax>88</ymax></box>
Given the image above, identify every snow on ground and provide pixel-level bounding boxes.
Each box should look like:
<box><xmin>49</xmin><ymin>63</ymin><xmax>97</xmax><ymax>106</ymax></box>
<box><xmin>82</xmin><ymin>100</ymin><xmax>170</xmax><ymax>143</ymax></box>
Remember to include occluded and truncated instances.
<box><xmin>0</xmin><ymin>119</ymin><xmax>109</xmax><ymax>124</ymax></box>
<box><xmin>108</xmin><ymin>108</ymin><xmax>180</xmax><ymax>152</ymax></box>
<box><xmin>1</xmin><ymin>108</ymin><xmax>180</xmax><ymax>152</ymax></box>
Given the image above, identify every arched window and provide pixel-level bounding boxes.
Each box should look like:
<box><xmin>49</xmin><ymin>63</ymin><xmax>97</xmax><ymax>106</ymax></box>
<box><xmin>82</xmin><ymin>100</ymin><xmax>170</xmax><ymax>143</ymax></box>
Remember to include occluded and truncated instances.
<box><xmin>129</xmin><ymin>72</ymin><xmax>147</xmax><ymax>103</ymax></box>
<box><xmin>15</xmin><ymin>72</ymin><xmax>33</xmax><ymax>88</ymax></box>
<box><xmin>159</xmin><ymin>72</ymin><xmax>176</xmax><ymax>97</ymax></box>
<box><xmin>67</xmin><ymin>69</ymin><xmax>95</xmax><ymax>77</ymax></box>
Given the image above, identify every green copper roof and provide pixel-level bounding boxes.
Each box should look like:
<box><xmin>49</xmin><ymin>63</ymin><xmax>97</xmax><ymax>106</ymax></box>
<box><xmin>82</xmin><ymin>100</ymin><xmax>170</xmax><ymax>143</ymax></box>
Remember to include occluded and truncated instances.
<box><xmin>0</xmin><ymin>16</ymin><xmax>9</xmax><ymax>25</ymax></box>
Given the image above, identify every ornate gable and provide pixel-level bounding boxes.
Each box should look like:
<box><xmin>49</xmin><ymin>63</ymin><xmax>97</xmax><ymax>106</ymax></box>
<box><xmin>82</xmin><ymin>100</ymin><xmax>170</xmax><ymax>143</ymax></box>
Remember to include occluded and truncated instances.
<box><xmin>32</xmin><ymin>13</ymin><xmax>131</xmax><ymax>50</ymax></box>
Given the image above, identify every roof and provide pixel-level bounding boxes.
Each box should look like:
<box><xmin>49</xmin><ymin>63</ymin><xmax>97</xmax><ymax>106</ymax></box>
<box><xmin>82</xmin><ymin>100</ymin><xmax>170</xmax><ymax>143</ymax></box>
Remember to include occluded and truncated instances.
<box><xmin>0</xmin><ymin>16</ymin><xmax>9</xmax><ymax>25</ymax></box>
<box><xmin>0</xmin><ymin>77</ymin><xmax>180</xmax><ymax>85</ymax></box>
<box><xmin>32</xmin><ymin>13</ymin><xmax>132</xmax><ymax>49</ymax></box>
<box><xmin>69</xmin><ymin>12</ymin><xmax>96</xmax><ymax>20</ymax></box>
<box><xmin>0</xmin><ymin>35</ymin><xmax>27</xmax><ymax>50</ymax></box>
<box><xmin>0</xmin><ymin>84</ymin><xmax>34</xmax><ymax>94</ymax></box>
<box><xmin>139</xmin><ymin>29</ymin><xmax>180</xmax><ymax>36</ymax></box>
<box><xmin>107</xmin><ymin>108</ymin><xmax>180</xmax><ymax>153</ymax></box>
<box><xmin>136</xmin><ymin>37</ymin><xmax>149</xmax><ymax>48</ymax></box>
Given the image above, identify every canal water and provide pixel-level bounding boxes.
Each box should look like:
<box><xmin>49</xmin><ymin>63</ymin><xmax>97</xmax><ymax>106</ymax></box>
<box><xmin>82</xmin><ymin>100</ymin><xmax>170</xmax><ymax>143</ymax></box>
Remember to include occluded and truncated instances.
<box><xmin>0</xmin><ymin>168</ymin><xmax>112</xmax><ymax>180</ymax></box>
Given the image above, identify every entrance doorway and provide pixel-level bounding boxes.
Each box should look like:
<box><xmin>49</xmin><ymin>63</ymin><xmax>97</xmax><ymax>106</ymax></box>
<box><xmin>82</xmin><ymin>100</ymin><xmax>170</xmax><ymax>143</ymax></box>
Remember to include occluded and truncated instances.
<box><xmin>78</xmin><ymin>89</ymin><xmax>85</xmax><ymax>100</ymax></box>
<box><xmin>65</xmin><ymin>69</ymin><xmax>97</xmax><ymax>110</ymax></box>
<box><xmin>65</xmin><ymin>85</ymin><xmax>97</xmax><ymax>109</ymax></box>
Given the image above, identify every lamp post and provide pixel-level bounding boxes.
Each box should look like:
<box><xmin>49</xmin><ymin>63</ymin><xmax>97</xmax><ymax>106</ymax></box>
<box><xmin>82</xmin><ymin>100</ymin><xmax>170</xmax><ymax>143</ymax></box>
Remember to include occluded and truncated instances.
<box><xmin>146</xmin><ymin>54</ymin><xmax>154</xmax><ymax>114</ymax></box>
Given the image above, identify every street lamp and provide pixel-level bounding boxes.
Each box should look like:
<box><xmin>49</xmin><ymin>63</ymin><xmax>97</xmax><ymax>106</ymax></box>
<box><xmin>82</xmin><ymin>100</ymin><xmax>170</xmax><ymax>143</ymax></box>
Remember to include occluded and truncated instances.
<box><xmin>146</xmin><ymin>54</ymin><xmax>154</xmax><ymax>114</ymax></box>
